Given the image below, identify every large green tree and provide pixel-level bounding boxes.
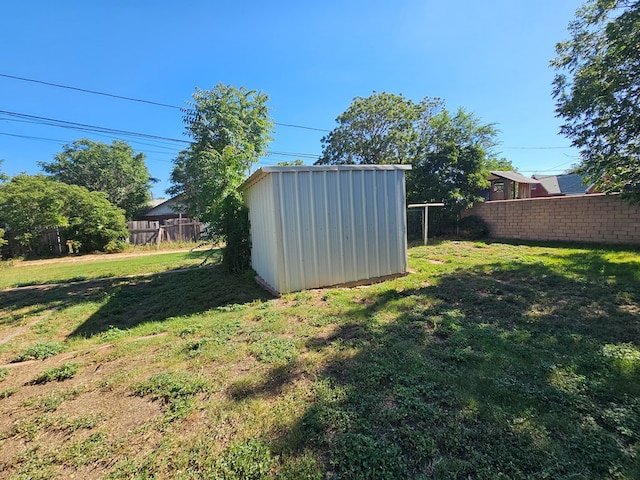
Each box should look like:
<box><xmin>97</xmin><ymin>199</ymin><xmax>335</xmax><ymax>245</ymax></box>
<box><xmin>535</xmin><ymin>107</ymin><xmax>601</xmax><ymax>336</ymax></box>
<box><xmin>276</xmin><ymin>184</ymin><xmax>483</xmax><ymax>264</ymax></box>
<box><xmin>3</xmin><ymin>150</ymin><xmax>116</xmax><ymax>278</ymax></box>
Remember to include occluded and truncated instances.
<box><xmin>408</xmin><ymin>108</ymin><xmax>501</xmax><ymax>213</ymax></box>
<box><xmin>552</xmin><ymin>0</ymin><xmax>640</xmax><ymax>201</ymax></box>
<box><xmin>40</xmin><ymin>139</ymin><xmax>156</xmax><ymax>218</ymax></box>
<box><xmin>0</xmin><ymin>174</ymin><xmax>127</xmax><ymax>255</ymax></box>
<box><xmin>318</xmin><ymin>93</ymin><xmax>503</xmax><ymax>217</ymax></box>
<box><xmin>168</xmin><ymin>84</ymin><xmax>273</xmax><ymax>270</ymax></box>
<box><xmin>317</xmin><ymin>92</ymin><xmax>443</xmax><ymax>165</ymax></box>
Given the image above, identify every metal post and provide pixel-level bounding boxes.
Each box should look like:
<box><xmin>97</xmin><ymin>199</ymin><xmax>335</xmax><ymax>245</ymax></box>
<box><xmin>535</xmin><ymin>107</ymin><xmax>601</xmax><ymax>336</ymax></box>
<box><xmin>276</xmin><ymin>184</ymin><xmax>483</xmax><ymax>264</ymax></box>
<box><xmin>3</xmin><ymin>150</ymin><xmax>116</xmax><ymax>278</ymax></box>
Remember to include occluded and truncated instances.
<box><xmin>423</xmin><ymin>206</ymin><xmax>428</xmax><ymax>245</ymax></box>
<box><xmin>408</xmin><ymin>203</ymin><xmax>445</xmax><ymax>246</ymax></box>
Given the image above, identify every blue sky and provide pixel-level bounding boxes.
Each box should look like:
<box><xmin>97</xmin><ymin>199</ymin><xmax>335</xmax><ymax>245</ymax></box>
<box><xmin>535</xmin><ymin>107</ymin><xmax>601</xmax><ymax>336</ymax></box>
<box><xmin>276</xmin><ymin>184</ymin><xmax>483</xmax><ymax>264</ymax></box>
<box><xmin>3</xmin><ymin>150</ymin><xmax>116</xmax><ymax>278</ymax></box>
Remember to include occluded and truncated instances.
<box><xmin>1</xmin><ymin>0</ymin><xmax>583</xmax><ymax>199</ymax></box>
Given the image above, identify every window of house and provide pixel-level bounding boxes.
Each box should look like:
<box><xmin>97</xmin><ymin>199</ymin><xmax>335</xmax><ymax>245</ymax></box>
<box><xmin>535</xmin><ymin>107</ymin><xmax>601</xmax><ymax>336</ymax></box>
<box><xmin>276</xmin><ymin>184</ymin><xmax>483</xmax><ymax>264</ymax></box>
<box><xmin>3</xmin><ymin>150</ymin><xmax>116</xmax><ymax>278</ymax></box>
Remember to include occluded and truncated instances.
<box><xmin>493</xmin><ymin>181</ymin><xmax>504</xmax><ymax>192</ymax></box>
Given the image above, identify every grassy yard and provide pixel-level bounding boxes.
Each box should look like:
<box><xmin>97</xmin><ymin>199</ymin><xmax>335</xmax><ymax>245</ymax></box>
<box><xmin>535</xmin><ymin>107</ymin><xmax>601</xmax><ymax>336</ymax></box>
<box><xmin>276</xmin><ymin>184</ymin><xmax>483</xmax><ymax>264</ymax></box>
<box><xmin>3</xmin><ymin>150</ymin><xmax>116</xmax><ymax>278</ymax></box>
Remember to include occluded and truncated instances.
<box><xmin>0</xmin><ymin>241</ymin><xmax>638</xmax><ymax>479</ymax></box>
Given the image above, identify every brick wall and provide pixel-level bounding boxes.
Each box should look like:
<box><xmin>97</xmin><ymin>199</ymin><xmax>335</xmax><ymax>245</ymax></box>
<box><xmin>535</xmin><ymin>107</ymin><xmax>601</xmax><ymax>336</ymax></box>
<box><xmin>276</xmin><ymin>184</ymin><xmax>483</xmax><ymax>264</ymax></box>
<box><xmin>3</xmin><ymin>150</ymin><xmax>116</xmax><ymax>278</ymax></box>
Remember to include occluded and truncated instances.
<box><xmin>463</xmin><ymin>193</ymin><xmax>640</xmax><ymax>245</ymax></box>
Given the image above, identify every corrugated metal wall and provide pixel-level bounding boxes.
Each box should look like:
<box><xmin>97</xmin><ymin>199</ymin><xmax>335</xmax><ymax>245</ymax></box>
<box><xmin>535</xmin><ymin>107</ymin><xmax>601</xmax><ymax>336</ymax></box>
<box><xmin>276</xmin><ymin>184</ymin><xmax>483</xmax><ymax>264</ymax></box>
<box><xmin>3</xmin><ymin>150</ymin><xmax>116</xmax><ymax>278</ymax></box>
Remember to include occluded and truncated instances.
<box><xmin>243</xmin><ymin>166</ymin><xmax>410</xmax><ymax>294</ymax></box>
<box><xmin>244</xmin><ymin>173</ymin><xmax>280</xmax><ymax>292</ymax></box>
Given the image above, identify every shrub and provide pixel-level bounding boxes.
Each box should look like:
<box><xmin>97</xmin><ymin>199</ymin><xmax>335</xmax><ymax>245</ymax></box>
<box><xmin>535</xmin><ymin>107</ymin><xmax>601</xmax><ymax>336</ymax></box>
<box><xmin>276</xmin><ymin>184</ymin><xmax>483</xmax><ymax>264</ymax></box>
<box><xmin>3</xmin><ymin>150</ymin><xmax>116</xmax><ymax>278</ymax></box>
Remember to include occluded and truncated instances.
<box><xmin>458</xmin><ymin>215</ymin><xmax>490</xmax><ymax>239</ymax></box>
<box><xmin>217</xmin><ymin>192</ymin><xmax>251</xmax><ymax>273</ymax></box>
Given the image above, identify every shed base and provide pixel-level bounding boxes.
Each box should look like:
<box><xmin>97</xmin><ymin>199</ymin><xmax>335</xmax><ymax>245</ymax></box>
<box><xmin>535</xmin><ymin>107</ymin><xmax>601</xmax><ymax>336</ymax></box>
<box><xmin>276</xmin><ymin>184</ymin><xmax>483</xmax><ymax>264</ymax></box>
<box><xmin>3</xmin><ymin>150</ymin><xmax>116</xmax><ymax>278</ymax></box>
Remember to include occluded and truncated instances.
<box><xmin>254</xmin><ymin>272</ymin><xmax>409</xmax><ymax>297</ymax></box>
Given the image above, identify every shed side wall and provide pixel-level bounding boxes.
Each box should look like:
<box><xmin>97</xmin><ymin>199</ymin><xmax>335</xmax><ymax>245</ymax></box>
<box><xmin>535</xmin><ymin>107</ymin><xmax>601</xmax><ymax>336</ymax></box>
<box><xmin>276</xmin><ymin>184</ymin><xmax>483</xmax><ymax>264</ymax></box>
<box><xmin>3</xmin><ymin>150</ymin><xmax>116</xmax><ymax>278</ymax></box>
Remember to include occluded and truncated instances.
<box><xmin>245</xmin><ymin>174</ymin><xmax>280</xmax><ymax>292</ymax></box>
<box><xmin>275</xmin><ymin>169</ymin><xmax>408</xmax><ymax>293</ymax></box>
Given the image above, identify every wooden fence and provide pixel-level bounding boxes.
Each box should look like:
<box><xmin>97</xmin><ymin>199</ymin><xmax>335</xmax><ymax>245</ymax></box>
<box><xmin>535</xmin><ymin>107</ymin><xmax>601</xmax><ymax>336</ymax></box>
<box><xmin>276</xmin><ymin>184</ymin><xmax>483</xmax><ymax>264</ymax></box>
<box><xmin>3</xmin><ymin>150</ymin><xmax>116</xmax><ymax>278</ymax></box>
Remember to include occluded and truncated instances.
<box><xmin>127</xmin><ymin>218</ymin><xmax>202</xmax><ymax>245</ymax></box>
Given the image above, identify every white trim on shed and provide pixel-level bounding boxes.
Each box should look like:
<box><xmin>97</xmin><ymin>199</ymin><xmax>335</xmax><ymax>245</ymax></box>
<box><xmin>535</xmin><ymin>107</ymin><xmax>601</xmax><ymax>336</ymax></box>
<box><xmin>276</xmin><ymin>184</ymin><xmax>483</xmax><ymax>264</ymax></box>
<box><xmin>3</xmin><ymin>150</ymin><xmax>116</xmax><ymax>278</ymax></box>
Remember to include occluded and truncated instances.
<box><xmin>241</xmin><ymin>165</ymin><xmax>411</xmax><ymax>295</ymax></box>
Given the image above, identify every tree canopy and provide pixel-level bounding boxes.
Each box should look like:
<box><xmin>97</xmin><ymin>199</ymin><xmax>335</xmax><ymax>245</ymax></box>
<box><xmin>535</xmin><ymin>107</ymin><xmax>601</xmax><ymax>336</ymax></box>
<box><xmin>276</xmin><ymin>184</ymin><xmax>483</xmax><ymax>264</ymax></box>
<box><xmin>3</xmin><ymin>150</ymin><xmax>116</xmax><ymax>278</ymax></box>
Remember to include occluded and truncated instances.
<box><xmin>317</xmin><ymin>92</ymin><xmax>443</xmax><ymax>165</ymax></box>
<box><xmin>552</xmin><ymin>0</ymin><xmax>640</xmax><ymax>201</ymax></box>
<box><xmin>0</xmin><ymin>174</ymin><xmax>127</xmax><ymax>256</ymax></box>
<box><xmin>317</xmin><ymin>92</ymin><xmax>505</xmax><ymax>217</ymax></box>
<box><xmin>40</xmin><ymin>139</ymin><xmax>156</xmax><ymax>218</ymax></box>
<box><xmin>168</xmin><ymin>84</ymin><xmax>273</xmax><ymax>270</ymax></box>
<box><xmin>169</xmin><ymin>84</ymin><xmax>273</xmax><ymax>226</ymax></box>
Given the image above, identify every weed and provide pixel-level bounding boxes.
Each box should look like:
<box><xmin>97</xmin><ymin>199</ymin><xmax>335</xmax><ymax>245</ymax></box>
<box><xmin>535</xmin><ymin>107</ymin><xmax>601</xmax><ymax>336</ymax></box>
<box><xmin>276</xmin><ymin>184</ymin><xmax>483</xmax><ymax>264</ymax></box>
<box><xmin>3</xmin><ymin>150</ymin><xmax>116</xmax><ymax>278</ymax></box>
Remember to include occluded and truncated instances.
<box><xmin>214</xmin><ymin>438</ymin><xmax>275</xmax><ymax>479</ymax></box>
<box><xmin>58</xmin><ymin>431</ymin><xmax>111</xmax><ymax>467</ymax></box>
<box><xmin>178</xmin><ymin>324</ymin><xmax>202</xmax><ymax>337</ymax></box>
<box><xmin>62</xmin><ymin>413</ymin><xmax>105</xmax><ymax>432</ymax></box>
<box><xmin>14</xmin><ymin>341</ymin><xmax>66</xmax><ymax>361</ymax></box>
<box><xmin>22</xmin><ymin>387</ymin><xmax>83</xmax><ymax>411</ymax></box>
<box><xmin>134</xmin><ymin>372</ymin><xmax>208</xmax><ymax>421</ymax></box>
<box><xmin>330</xmin><ymin>432</ymin><xmax>408</xmax><ymax>479</ymax></box>
<box><xmin>0</xmin><ymin>387</ymin><xmax>18</xmax><ymax>399</ymax></box>
<box><xmin>32</xmin><ymin>362</ymin><xmax>80</xmax><ymax>384</ymax></box>
<box><xmin>0</xmin><ymin>366</ymin><xmax>8</xmax><ymax>380</ymax></box>
<box><xmin>250</xmin><ymin>336</ymin><xmax>298</xmax><ymax>366</ymax></box>
<box><xmin>100</xmin><ymin>325</ymin><xmax>127</xmax><ymax>342</ymax></box>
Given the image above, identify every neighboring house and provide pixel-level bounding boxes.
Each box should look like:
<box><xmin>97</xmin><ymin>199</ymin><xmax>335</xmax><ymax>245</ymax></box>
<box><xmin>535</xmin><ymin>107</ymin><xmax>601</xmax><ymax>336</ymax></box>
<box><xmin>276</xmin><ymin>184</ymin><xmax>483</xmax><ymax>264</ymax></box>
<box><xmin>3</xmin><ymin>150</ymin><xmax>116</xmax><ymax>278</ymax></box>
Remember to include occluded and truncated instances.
<box><xmin>531</xmin><ymin>173</ymin><xmax>592</xmax><ymax>197</ymax></box>
<box><xmin>487</xmin><ymin>171</ymin><xmax>541</xmax><ymax>201</ymax></box>
<box><xmin>240</xmin><ymin>165</ymin><xmax>411</xmax><ymax>295</ymax></box>
<box><xmin>138</xmin><ymin>196</ymin><xmax>186</xmax><ymax>222</ymax></box>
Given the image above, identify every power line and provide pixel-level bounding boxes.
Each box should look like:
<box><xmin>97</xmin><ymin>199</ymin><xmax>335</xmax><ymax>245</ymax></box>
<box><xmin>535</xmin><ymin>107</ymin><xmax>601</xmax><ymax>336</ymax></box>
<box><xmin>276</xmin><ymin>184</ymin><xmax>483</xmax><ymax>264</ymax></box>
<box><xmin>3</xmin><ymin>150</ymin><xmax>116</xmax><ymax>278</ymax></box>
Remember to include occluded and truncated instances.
<box><xmin>0</xmin><ymin>72</ymin><xmax>332</xmax><ymax>132</ymax></box>
<box><xmin>0</xmin><ymin>73</ymin><xmax>181</xmax><ymax>110</ymax></box>
<box><xmin>0</xmin><ymin>110</ymin><xmax>190</xmax><ymax>145</ymax></box>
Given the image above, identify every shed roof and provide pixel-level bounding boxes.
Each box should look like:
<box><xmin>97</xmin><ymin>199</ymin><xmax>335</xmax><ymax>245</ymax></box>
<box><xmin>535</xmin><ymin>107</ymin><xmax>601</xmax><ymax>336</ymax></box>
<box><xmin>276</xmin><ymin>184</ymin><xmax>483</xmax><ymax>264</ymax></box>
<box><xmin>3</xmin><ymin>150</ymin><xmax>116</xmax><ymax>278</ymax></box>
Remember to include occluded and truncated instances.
<box><xmin>240</xmin><ymin>164</ymin><xmax>412</xmax><ymax>191</ymax></box>
<box><xmin>489</xmin><ymin>171</ymin><xmax>540</xmax><ymax>184</ymax></box>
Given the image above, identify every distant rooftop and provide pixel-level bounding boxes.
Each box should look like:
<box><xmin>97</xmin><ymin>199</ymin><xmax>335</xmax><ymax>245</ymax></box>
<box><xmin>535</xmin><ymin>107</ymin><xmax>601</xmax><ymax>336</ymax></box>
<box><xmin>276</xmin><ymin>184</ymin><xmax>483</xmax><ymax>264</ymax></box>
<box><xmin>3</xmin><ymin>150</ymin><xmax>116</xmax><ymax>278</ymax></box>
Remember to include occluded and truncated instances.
<box><xmin>533</xmin><ymin>173</ymin><xmax>588</xmax><ymax>195</ymax></box>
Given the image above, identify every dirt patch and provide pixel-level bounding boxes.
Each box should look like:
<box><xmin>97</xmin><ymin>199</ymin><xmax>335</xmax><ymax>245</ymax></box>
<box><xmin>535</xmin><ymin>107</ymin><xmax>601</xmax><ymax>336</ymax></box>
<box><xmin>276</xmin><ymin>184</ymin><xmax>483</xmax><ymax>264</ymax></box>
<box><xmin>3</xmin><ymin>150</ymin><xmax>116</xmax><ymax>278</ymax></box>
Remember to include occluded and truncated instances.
<box><xmin>0</xmin><ymin>311</ymin><xmax>54</xmax><ymax>346</ymax></box>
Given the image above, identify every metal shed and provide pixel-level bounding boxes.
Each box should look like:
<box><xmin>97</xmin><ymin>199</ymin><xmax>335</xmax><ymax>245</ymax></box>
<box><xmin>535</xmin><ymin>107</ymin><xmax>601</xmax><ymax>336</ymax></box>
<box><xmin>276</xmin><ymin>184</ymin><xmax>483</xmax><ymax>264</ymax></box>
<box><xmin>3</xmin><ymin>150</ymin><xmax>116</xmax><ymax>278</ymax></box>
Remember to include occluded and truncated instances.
<box><xmin>240</xmin><ymin>164</ymin><xmax>411</xmax><ymax>295</ymax></box>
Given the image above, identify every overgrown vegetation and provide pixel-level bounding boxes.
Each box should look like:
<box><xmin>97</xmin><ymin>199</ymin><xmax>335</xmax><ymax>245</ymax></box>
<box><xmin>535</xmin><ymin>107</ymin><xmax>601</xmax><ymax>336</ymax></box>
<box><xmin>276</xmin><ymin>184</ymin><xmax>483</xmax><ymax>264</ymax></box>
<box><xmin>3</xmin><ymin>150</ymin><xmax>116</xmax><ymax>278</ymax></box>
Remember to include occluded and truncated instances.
<box><xmin>0</xmin><ymin>242</ymin><xmax>638</xmax><ymax>478</ymax></box>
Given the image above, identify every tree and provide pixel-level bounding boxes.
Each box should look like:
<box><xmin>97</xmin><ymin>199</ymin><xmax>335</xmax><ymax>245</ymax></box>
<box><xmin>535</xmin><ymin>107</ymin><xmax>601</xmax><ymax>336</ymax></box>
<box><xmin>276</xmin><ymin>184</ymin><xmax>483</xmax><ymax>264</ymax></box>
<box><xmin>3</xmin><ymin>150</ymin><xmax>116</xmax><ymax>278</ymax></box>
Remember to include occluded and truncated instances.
<box><xmin>40</xmin><ymin>139</ymin><xmax>157</xmax><ymax>218</ymax></box>
<box><xmin>317</xmin><ymin>92</ymin><xmax>443</xmax><ymax>165</ymax></box>
<box><xmin>0</xmin><ymin>160</ymin><xmax>8</xmax><ymax>182</ymax></box>
<box><xmin>552</xmin><ymin>0</ymin><xmax>640</xmax><ymax>202</ymax></box>
<box><xmin>168</xmin><ymin>84</ymin><xmax>273</xmax><ymax>270</ymax></box>
<box><xmin>0</xmin><ymin>174</ymin><xmax>127</xmax><ymax>256</ymax></box>
<box><xmin>318</xmin><ymin>93</ymin><xmax>503</xmax><ymax>217</ymax></box>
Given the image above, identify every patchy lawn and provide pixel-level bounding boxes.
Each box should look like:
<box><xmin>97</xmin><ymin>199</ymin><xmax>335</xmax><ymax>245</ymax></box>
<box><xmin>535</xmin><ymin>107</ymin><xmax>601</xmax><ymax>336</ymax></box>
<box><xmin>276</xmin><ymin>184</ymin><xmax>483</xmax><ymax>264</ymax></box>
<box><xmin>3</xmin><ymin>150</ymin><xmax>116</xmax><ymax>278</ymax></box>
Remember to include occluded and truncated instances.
<box><xmin>0</xmin><ymin>241</ymin><xmax>638</xmax><ymax>479</ymax></box>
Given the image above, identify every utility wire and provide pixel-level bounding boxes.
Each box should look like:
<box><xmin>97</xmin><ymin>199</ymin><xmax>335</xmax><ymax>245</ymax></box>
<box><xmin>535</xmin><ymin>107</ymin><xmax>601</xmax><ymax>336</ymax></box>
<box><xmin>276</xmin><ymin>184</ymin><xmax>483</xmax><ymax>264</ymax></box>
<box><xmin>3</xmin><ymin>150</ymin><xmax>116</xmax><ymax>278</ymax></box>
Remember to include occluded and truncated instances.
<box><xmin>0</xmin><ymin>72</ymin><xmax>332</xmax><ymax>132</ymax></box>
<box><xmin>0</xmin><ymin>110</ymin><xmax>190</xmax><ymax>144</ymax></box>
<box><xmin>0</xmin><ymin>73</ymin><xmax>181</xmax><ymax>110</ymax></box>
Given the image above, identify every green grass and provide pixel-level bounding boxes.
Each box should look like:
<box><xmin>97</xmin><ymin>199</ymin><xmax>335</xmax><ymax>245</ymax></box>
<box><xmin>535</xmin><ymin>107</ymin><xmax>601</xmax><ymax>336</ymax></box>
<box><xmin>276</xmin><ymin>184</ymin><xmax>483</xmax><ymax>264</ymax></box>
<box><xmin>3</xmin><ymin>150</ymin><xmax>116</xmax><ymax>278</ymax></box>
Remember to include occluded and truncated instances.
<box><xmin>0</xmin><ymin>241</ymin><xmax>639</xmax><ymax>478</ymax></box>
<box><xmin>0</xmin><ymin>248</ymin><xmax>216</xmax><ymax>289</ymax></box>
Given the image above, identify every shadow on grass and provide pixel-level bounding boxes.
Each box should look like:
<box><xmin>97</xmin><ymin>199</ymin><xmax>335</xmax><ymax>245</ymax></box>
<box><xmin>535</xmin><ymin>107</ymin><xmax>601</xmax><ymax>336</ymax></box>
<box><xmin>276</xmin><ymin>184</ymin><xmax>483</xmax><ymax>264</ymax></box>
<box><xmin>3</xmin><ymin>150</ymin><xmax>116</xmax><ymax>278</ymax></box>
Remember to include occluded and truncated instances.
<box><xmin>0</xmin><ymin>263</ymin><xmax>271</xmax><ymax>337</ymax></box>
<box><xmin>68</xmin><ymin>265</ymin><xmax>272</xmax><ymax>338</ymax></box>
<box><xmin>264</xmin><ymin>250</ymin><xmax>640</xmax><ymax>478</ymax></box>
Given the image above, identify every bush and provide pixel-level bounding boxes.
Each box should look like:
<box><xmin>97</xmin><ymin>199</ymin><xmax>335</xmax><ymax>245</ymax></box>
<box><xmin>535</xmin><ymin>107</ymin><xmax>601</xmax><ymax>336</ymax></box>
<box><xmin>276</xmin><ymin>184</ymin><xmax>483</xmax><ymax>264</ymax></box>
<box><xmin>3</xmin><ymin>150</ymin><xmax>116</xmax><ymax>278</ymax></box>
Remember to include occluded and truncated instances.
<box><xmin>0</xmin><ymin>175</ymin><xmax>128</xmax><ymax>257</ymax></box>
<box><xmin>458</xmin><ymin>215</ymin><xmax>490</xmax><ymax>239</ymax></box>
<box><xmin>217</xmin><ymin>192</ymin><xmax>251</xmax><ymax>273</ymax></box>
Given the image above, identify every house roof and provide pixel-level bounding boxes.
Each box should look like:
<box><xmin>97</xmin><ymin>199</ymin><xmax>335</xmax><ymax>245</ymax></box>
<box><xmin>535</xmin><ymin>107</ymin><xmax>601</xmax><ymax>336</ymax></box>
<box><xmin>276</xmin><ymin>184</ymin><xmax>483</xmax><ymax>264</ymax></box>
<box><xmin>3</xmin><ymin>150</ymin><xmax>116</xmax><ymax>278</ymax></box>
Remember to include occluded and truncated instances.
<box><xmin>240</xmin><ymin>164</ymin><xmax>412</xmax><ymax>191</ymax></box>
<box><xmin>533</xmin><ymin>173</ymin><xmax>588</xmax><ymax>195</ymax></box>
<box><xmin>489</xmin><ymin>171</ymin><xmax>540</xmax><ymax>184</ymax></box>
<box><xmin>143</xmin><ymin>196</ymin><xmax>186</xmax><ymax>216</ymax></box>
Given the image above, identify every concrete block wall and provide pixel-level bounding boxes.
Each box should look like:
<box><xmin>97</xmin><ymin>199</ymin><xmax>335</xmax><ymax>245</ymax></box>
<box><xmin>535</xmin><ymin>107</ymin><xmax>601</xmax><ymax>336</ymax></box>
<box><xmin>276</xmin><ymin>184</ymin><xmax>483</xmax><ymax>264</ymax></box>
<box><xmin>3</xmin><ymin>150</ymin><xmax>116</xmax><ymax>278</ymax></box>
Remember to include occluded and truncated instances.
<box><xmin>463</xmin><ymin>194</ymin><xmax>640</xmax><ymax>245</ymax></box>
